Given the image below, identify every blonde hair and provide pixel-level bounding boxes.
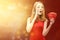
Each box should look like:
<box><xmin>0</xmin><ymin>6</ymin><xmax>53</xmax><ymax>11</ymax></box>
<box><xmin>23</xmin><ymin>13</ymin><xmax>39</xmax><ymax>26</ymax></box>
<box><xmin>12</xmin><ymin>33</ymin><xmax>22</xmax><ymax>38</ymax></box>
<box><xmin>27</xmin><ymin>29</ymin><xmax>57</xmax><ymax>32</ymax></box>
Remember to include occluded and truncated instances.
<box><xmin>30</xmin><ymin>1</ymin><xmax>46</xmax><ymax>21</ymax></box>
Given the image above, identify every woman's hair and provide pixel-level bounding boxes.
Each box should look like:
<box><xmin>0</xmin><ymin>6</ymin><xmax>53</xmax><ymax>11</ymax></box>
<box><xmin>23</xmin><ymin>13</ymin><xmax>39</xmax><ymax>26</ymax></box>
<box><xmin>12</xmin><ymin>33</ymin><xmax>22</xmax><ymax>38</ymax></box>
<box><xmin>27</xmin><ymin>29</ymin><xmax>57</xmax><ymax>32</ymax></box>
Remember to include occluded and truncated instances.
<box><xmin>30</xmin><ymin>1</ymin><xmax>46</xmax><ymax>21</ymax></box>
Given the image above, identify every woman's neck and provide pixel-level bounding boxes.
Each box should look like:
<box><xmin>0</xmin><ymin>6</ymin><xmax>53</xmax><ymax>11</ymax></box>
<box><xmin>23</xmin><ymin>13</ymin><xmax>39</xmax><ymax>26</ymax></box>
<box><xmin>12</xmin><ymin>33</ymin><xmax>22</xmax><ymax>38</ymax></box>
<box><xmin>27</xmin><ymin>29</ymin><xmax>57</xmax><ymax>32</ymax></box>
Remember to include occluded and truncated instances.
<box><xmin>36</xmin><ymin>15</ymin><xmax>43</xmax><ymax>21</ymax></box>
<box><xmin>36</xmin><ymin>16</ymin><xmax>40</xmax><ymax>21</ymax></box>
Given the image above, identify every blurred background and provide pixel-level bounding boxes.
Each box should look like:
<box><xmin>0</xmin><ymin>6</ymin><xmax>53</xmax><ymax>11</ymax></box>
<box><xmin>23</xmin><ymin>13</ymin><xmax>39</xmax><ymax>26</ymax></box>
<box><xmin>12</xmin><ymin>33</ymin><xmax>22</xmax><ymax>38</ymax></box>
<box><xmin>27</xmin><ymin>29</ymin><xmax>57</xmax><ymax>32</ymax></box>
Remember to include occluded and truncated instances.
<box><xmin>0</xmin><ymin>0</ymin><xmax>59</xmax><ymax>40</ymax></box>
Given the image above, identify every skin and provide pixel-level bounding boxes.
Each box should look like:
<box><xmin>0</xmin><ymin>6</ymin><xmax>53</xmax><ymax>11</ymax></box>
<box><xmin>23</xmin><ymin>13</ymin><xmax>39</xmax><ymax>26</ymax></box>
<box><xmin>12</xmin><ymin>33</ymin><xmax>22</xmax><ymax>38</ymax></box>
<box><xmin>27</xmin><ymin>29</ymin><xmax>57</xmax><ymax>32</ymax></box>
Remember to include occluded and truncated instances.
<box><xmin>26</xmin><ymin>2</ymin><xmax>55</xmax><ymax>36</ymax></box>
<box><xmin>35</xmin><ymin>2</ymin><xmax>44</xmax><ymax>15</ymax></box>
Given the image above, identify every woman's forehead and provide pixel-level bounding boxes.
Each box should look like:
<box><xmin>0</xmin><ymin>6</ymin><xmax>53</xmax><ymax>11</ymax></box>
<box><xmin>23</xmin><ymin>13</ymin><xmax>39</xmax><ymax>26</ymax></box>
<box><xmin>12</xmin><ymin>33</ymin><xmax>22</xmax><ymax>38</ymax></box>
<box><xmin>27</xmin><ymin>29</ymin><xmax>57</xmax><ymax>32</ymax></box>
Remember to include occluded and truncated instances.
<box><xmin>36</xmin><ymin>2</ymin><xmax>44</xmax><ymax>7</ymax></box>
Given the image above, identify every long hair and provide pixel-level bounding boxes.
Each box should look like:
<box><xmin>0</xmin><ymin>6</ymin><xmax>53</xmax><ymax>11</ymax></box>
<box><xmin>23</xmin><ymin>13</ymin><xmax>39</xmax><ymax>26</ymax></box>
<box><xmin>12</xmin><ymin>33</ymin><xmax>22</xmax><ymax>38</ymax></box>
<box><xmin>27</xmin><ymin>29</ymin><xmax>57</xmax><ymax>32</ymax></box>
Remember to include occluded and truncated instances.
<box><xmin>30</xmin><ymin>1</ymin><xmax>46</xmax><ymax>21</ymax></box>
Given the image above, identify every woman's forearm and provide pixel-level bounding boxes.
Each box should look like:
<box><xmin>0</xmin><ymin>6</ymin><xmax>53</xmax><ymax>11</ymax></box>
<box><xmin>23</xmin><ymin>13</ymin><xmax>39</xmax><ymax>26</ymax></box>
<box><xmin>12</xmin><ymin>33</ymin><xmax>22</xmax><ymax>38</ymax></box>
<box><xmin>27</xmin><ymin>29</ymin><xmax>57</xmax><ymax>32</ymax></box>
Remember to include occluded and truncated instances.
<box><xmin>43</xmin><ymin>24</ymin><xmax>52</xmax><ymax>36</ymax></box>
<box><xmin>26</xmin><ymin>14</ymin><xmax>37</xmax><ymax>33</ymax></box>
<box><xmin>42</xmin><ymin>19</ymin><xmax>54</xmax><ymax>36</ymax></box>
<box><xmin>44</xmin><ymin>19</ymin><xmax>55</xmax><ymax>36</ymax></box>
<box><xmin>31</xmin><ymin>13</ymin><xmax>37</xmax><ymax>25</ymax></box>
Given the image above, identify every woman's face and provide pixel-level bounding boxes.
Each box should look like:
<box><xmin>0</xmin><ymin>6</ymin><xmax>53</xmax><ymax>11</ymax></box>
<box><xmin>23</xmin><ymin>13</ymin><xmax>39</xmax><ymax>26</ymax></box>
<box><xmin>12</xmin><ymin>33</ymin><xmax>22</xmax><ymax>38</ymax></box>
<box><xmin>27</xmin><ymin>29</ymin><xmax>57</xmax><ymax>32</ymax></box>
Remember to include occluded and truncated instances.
<box><xmin>36</xmin><ymin>2</ymin><xmax>44</xmax><ymax>15</ymax></box>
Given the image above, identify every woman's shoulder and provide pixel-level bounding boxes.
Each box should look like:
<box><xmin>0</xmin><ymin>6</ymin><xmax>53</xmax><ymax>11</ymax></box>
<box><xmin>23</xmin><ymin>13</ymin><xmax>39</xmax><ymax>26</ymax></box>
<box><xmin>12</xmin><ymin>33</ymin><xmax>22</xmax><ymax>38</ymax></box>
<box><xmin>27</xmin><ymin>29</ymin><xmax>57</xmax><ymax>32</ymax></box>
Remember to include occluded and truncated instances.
<box><xmin>27</xmin><ymin>17</ymin><xmax>30</xmax><ymax>20</ymax></box>
<box><xmin>27</xmin><ymin>17</ymin><xmax>31</xmax><ymax>22</ymax></box>
<box><xmin>42</xmin><ymin>18</ymin><xmax>48</xmax><ymax>22</ymax></box>
<box><xmin>44</xmin><ymin>18</ymin><xmax>48</xmax><ymax>22</ymax></box>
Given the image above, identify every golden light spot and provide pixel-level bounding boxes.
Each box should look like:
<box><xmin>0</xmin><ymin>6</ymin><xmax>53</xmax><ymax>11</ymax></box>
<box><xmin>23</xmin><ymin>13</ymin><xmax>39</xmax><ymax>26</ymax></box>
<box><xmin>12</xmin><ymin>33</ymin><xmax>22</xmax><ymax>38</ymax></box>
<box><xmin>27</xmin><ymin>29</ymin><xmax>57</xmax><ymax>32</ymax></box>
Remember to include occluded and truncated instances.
<box><xmin>8</xmin><ymin>4</ymin><xmax>17</xmax><ymax>10</ymax></box>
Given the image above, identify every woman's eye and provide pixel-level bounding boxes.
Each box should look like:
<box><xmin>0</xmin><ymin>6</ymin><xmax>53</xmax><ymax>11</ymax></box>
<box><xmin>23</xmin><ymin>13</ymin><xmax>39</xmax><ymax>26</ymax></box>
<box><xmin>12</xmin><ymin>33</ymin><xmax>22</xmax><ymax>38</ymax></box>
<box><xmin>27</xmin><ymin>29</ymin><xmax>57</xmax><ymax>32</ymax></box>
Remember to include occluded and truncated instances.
<box><xmin>41</xmin><ymin>7</ymin><xmax>44</xmax><ymax>8</ymax></box>
<box><xmin>37</xmin><ymin>6</ymin><xmax>40</xmax><ymax>8</ymax></box>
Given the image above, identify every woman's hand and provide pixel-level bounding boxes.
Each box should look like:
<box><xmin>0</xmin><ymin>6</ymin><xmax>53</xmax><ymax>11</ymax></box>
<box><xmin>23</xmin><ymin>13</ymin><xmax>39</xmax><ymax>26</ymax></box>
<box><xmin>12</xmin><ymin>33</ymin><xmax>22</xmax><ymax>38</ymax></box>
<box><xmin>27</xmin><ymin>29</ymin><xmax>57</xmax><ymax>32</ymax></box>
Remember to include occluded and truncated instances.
<box><xmin>33</xmin><ymin>12</ymin><xmax>38</xmax><ymax>20</ymax></box>
<box><xmin>50</xmin><ymin>18</ymin><xmax>55</xmax><ymax>25</ymax></box>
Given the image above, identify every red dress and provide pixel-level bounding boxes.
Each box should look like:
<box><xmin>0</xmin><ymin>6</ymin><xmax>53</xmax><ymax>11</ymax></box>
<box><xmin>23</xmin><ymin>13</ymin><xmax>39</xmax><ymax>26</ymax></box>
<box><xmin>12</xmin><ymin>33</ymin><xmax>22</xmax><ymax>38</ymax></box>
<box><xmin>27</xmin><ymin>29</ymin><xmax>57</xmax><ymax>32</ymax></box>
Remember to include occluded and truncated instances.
<box><xmin>30</xmin><ymin>19</ymin><xmax>45</xmax><ymax>40</ymax></box>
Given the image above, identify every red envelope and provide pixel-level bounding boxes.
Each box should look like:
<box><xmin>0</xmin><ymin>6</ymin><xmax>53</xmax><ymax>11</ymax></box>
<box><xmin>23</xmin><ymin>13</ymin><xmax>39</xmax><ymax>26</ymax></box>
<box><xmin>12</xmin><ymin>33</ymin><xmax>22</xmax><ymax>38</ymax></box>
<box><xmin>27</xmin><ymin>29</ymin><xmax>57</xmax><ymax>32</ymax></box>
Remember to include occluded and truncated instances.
<box><xmin>47</xmin><ymin>12</ymin><xmax>57</xmax><ymax>20</ymax></box>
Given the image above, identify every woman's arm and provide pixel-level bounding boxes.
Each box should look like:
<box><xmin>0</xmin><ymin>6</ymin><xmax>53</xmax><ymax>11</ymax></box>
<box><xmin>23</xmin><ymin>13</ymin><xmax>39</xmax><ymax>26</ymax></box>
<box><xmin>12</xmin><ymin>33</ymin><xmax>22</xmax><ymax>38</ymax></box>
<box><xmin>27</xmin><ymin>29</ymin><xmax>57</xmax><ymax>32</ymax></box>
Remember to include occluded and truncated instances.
<box><xmin>42</xmin><ymin>18</ymin><xmax>55</xmax><ymax>36</ymax></box>
<box><xmin>26</xmin><ymin>13</ymin><xmax>37</xmax><ymax>33</ymax></box>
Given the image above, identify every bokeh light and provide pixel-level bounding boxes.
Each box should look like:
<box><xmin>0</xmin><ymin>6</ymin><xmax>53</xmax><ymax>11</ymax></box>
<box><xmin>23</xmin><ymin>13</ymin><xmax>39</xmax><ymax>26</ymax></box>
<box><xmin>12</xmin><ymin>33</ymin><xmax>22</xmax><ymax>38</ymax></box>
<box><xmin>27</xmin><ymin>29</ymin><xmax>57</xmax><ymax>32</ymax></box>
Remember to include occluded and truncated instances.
<box><xmin>0</xmin><ymin>0</ymin><xmax>36</xmax><ymax>40</ymax></box>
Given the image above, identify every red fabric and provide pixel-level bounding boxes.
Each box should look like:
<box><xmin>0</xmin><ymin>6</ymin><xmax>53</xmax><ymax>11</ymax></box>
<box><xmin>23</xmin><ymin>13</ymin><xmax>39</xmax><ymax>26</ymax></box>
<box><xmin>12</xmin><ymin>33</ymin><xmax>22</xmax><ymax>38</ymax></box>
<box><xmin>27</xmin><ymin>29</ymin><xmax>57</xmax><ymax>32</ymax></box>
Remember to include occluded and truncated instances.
<box><xmin>30</xmin><ymin>20</ymin><xmax>45</xmax><ymax>40</ymax></box>
<box><xmin>47</xmin><ymin>12</ymin><xmax>57</xmax><ymax>20</ymax></box>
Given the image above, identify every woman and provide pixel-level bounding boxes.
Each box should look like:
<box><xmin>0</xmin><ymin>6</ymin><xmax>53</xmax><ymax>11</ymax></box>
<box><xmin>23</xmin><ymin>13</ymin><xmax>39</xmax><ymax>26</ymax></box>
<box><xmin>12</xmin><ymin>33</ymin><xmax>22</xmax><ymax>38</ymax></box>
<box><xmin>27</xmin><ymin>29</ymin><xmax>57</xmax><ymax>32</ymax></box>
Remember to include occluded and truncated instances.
<box><xmin>26</xmin><ymin>1</ymin><xmax>55</xmax><ymax>40</ymax></box>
